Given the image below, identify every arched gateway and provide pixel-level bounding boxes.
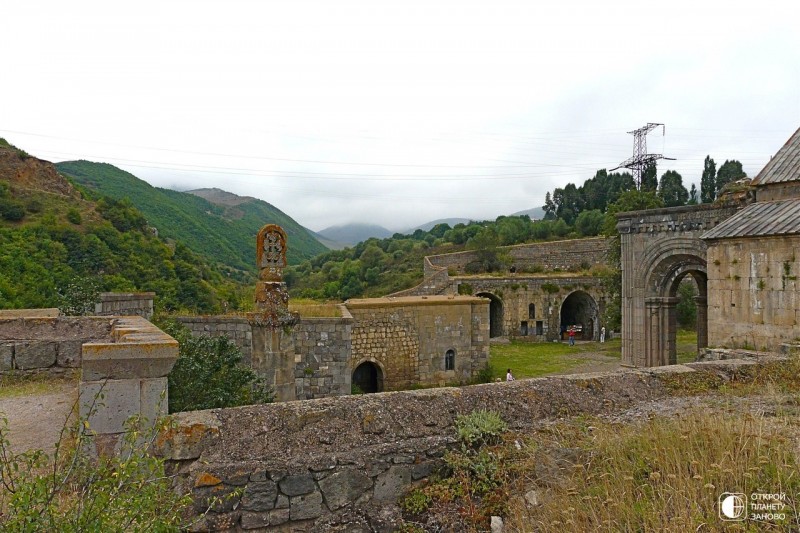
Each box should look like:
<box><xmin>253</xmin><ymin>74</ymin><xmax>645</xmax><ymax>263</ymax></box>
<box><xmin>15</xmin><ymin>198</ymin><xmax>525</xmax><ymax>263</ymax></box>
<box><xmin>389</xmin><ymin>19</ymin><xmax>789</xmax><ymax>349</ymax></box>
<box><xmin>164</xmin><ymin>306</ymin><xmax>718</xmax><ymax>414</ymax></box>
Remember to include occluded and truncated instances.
<box><xmin>616</xmin><ymin>205</ymin><xmax>740</xmax><ymax>367</ymax></box>
<box><xmin>476</xmin><ymin>292</ymin><xmax>504</xmax><ymax>338</ymax></box>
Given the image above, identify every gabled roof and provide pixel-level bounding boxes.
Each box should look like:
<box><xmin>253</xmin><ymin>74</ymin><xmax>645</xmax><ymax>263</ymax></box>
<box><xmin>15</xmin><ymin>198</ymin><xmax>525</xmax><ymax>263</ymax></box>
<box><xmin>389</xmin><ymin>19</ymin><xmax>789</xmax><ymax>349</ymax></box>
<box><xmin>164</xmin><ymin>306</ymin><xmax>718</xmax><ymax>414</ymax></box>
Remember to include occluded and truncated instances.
<box><xmin>701</xmin><ymin>198</ymin><xmax>800</xmax><ymax>240</ymax></box>
<box><xmin>751</xmin><ymin>127</ymin><xmax>800</xmax><ymax>186</ymax></box>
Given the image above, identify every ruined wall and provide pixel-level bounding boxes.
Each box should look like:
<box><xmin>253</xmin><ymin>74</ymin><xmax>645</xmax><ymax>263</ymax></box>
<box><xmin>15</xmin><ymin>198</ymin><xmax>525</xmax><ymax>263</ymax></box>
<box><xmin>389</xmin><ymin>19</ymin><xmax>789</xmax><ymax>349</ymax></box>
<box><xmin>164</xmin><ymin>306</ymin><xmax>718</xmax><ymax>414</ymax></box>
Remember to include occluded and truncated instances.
<box><xmin>0</xmin><ymin>316</ymin><xmax>112</xmax><ymax>375</ymax></box>
<box><xmin>345</xmin><ymin>296</ymin><xmax>489</xmax><ymax>390</ymax></box>
<box><xmin>157</xmin><ymin>357</ymin><xmax>783</xmax><ymax>531</ymax></box>
<box><xmin>426</xmin><ymin>237</ymin><xmax>609</xmax><ymax>275</ymax></box>
<box><xmin>456</xmin><ymin>276</ymin><xmax>606</xmax><ymax>341</ymax></box>
<box><xmin>176</xmin><ymin>316</ymin><xmax>253</xmax><ymax>365</ymax></box>
<box><xmin>706</xmin><ymin>235</ymin><xmax>800</xmax><ymax>351</ymax></box>
<box><xmin>95</xmin><ymin>292</ymin><xmax>155</xmax><ymax>320</ymax></box>
<box><xmin>293</xmin><ymin>311</ymin><xmax>353</xmax><ymax>400</ymax></box>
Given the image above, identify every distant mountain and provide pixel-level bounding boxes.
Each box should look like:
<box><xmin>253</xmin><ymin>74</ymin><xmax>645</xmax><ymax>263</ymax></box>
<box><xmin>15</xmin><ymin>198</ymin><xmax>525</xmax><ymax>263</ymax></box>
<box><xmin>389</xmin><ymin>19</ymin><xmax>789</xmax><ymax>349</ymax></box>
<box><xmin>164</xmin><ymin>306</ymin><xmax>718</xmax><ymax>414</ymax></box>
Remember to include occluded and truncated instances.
<box><xmin>56</xmin><ymin>162</ymin><xmax>328</xmax><ymax>271</ymax></box>
<box><xmin>317</xmin><ymin>223</ymin><xmax>393</xmax><ymax>247</ymax></box>
<box><xmin>510</xmin><ymin>206</ymin><xmax>545</xmax><ymax>220</ymax></box>
<box><xmin>404</xmin><ymin>218</ymin><xmax>473</xmax><ymax>233</ymax></box>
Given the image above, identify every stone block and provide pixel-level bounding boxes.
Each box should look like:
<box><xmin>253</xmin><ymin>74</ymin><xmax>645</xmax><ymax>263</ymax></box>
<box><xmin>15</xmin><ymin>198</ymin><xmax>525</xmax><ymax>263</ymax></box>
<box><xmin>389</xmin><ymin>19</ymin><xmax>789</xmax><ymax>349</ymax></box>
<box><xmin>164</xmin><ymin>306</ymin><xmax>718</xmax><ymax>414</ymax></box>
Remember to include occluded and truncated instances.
<box><xmin>290</xmin><ymin>491</ymin><xmax>323</xmax><ymax>521</ymax></box>
<box><xmin>269</xmin><ymin>508</ymin><xmax>290</xmax><ymax>525</ymax></box>
<box><xmin>278</xmin><ymin>474</ymin><xmax>315</xmax><ymax>496</ymax></box>
<box><xmin>80</xmin><ymin>379</ymin><xmax>140</xmax><ymax>434</ymax></box>
<box><xmin>242</xmin><ymin>480</ymin><xmax>278</xmax><ymax>511</ymax></box>
<box><xmin>240</xmin><ymin>511</ymin><xmax>270</xmax><ymax>530</ymax></box>
<box><xmin>0</xmin><ymin>343</ymin><xmax>12</xmax><ymax>371</ymax></box>
<box><xmin>15</xmin><ymin>341</ymin><xmax>57</xmax><ymax>369</ymax></box>
<box><xmin>82</xmin><ymin>341</ymin><xmax>178</xmax><ymax>380</ymax></box>
<box><xmin>56</xmin><ymin>340</ymin><xmax>83</xmax><ymax>368</ymax></box>
<box><xmin>373</xmin><ymin>465</ymin><xmax>411</xmax><ymax>502</ymax></box>
<box><xmin>318</xmin><ymin>469</ymin><xmax>373</xmax><ymax>511</ymax></box>
<box><xmin>139</xmin><ymin>377</ymin><xmax>168</xmax><ymax>424</ymax></box>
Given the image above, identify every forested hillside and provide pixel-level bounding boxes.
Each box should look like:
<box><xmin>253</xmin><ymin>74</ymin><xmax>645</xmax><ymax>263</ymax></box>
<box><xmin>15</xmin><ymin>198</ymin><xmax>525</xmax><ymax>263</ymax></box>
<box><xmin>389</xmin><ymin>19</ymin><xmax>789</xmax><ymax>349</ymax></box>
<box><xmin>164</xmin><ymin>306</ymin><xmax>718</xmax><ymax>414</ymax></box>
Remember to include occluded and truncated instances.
<box><xmin>0</xmin><ymin>140</ymin><xmax>248</xmax><ymax>313</ymax></box>
<box><xmin>56</xmin><ymin>161</ymin><xmax>328</xmax><ymax>273</ymax></box>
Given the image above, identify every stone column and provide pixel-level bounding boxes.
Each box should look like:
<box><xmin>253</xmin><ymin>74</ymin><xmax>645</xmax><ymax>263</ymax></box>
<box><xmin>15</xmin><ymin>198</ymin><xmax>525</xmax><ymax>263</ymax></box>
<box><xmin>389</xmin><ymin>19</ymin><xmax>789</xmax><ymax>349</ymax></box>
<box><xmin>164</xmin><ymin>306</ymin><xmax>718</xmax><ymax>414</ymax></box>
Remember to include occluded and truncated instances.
<box><xmin>645</xmin><ymin>296</ymin><xmax>679</xmax><ymax>367</ymax></box>
<box><xmin>248</xmin><ymin>224</ymin><xmax>298</xmax><ymax>402</ymax></box>
<box><xmin>694</xmin><ymin>296</ymin><xmax>708</xmax><ymax>353</ymax></box>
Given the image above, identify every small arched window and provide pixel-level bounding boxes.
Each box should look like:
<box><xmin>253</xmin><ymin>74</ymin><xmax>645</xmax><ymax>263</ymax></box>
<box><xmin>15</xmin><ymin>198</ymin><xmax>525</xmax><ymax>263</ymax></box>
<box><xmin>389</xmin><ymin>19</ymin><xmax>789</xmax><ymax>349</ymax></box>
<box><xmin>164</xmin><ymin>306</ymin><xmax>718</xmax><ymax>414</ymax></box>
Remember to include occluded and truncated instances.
<box><xmin>445</xmin><ymin>349</ymin><xmax>456</xmax><ymax>371</ymax></box>
<box><xmin>529</xmin><ymin>303</ymin><xmax>536</xmax><ymax>319</ymax></box>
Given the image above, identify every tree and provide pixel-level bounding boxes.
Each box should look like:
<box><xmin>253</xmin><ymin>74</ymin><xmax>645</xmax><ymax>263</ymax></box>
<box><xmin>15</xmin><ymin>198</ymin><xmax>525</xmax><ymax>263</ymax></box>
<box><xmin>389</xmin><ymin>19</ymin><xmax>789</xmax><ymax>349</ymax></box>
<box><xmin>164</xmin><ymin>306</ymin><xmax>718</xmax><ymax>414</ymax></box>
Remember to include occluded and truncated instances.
<box><xmin>542</xmin><ymin>192</ymin><xmax>557</xmax><ymax>220</ymax></box>
<box><xmin>700</xmin><ymin>155</ymin><xmax>716</xmax><ymax>203</ymax></box>
<box><xmin>657</xmin><ymin>170</ymin><xmax>689</xmax><ymax>207</ymax></box>
<box><xmin>716</xmin><ymin>159</ymin><xmax>746</xmax><ymax>195</ymax></box>
<box><xmin>466</xmin><ymin>226</ymin><xmax>506</xmax><ymax>272</ymax></box>
<box><xmin>575</xmin><ymin>209</ymin><xmax>605</xmax><ymax>237</ymax></box>
<box><xmin>688</xmin><ymin>183</ymin><xmax>698</xmax><ymax>205</ymax></box>
<box><xmin>640</xmin><ymin>163</ymin><xmax>658</xmax><ymax>192</ymax></box>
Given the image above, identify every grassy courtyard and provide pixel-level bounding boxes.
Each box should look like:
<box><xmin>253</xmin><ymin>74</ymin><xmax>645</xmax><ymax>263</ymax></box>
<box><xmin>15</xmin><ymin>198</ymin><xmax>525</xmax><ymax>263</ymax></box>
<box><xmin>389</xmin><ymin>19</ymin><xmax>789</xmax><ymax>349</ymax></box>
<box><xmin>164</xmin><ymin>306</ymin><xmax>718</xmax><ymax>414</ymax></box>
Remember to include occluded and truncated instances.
<box><xmin>488</xmin><ymin>330</ymin><xmax>699</xmax><ymax>380</ymax></box>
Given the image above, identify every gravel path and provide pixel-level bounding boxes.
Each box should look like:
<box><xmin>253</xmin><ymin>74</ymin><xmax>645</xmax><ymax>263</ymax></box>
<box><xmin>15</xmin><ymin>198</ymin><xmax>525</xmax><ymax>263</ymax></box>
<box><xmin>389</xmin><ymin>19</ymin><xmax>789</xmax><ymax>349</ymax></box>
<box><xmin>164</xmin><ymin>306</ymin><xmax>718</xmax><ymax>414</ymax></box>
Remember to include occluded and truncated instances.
<box><xmin>0</xmin><ymin>382</ymin><xmax>77</xmax><ymax>454</ymax></box>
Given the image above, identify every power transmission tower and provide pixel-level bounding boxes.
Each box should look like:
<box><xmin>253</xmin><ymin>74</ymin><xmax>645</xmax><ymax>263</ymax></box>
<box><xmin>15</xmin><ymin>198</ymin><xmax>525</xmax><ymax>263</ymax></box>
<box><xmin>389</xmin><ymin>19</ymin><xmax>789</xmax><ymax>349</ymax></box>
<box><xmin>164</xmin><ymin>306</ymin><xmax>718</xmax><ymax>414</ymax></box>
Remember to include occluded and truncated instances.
<box><xmin>611</xmin><ymin>123</ymin><xmax>675</xmax><ymax>188</ymax></box>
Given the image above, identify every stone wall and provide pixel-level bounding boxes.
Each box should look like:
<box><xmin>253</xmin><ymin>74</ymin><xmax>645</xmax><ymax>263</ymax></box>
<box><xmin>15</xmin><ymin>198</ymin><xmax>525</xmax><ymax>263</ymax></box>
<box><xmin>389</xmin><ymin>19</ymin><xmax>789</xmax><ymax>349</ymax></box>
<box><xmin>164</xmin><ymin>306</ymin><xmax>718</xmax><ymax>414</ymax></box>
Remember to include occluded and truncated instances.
<box><xmin>95</xmin><ymin>292</ymin><xmax>155</xmax><ymax>320</ymax></box>
<box><xmin>706</xmin><ymin>235</ymin><xmax>800</xmax><ymax>351</ymax></box>
<box><xmin>156</xmin><ymin>356</ymin><xmax>784</xmax><ymax>531</ymax></box>
<box><xmin>293</xmin><ymin>308</ymin><xmax>353</xmax><ymax>400</ymax></box>
<box><xmin>455</xmin><ymin>276</ymin><xmax>606</xmax><ymax>341</ymax></box>
<box><xmin>0</xmin><ymin>316</ymin><xmax>112</xmax><ymax>375</ymax></box>
<box><xmin>425</xmin><ymin>237</ymin><xmax>609</xmax><ymax>275</ymax></box>
<box><xmin>345</xmin><ymin>296</ymin><xmax>489</xmax><ymax>390</ymax></box>
<box><xmin>176</xmin><ymin>316</ymin><xmax>253</xmax><ymax>365</ymax></box>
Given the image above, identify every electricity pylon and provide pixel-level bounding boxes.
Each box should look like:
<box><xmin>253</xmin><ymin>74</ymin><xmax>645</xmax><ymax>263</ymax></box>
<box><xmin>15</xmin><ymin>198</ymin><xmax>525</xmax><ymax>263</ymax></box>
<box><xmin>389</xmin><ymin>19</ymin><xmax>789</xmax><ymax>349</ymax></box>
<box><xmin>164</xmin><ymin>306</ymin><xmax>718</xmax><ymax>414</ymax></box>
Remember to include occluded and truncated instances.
<box><xmin>611</xmin><ymin>123</ymin><xmax>675</xmax><ymax>188</ymax></box>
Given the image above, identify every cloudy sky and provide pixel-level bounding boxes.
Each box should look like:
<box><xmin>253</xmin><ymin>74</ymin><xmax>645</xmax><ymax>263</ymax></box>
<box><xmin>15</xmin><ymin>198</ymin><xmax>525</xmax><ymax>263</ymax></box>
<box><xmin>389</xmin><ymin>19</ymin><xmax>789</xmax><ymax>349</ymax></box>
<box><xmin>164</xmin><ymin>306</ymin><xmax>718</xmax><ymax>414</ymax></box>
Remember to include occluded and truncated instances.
<box><xmin>2</xmin><ymin>0</ymin><xmax>799</xmax><ymax>232</ymax></box>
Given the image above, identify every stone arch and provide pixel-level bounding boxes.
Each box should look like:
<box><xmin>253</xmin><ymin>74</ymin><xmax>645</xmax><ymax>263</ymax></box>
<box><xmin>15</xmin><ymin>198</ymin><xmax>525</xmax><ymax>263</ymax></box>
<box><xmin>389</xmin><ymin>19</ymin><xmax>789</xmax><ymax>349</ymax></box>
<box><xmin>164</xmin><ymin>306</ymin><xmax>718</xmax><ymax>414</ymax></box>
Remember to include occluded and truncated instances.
<box><xmin>352</xmin><ymin>358</ymin><xmax>385</xmax><ymax>394</ymax></box>
<box><xmin>643</xmin><ymin>252</ymin><xmax>708</xmax><ymax>366</ymax></box>
<box><xmin>559</xmin><ymin>290</ymin><xmax>599</xmax><ymax>340</ymax></box>
<box><xmin>476</xmin><ymin>292</ymin><xmax>504</xmax><ymax>338</ymax></box>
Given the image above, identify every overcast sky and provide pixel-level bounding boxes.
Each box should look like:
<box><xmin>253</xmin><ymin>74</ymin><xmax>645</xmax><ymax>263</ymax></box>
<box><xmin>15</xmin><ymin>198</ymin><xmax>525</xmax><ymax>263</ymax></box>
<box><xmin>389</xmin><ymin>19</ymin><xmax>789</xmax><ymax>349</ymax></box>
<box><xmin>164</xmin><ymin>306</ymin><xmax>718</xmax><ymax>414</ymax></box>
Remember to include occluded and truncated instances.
<box><xmin>2</xmin><ymin>1</ymin><xmax>799</xmax><ymax>232</ymax></box>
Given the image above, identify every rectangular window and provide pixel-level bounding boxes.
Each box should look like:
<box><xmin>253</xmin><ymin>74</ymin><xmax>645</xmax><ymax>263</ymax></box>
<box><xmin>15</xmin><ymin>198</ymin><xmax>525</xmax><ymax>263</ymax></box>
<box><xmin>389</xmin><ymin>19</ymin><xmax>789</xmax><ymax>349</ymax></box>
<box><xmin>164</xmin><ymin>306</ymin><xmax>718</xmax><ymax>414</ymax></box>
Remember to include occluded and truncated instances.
<box><xmin>536</xmin><ymin>320</ymin><xmax>544</xmax><ymax>335</ymax></box>
<box><xmin>520</xmin><ymin>321</ymin><xmax>528</xmax><ymax>336</ymax></box>
<box><xmin>445</xmin><ymin>350</ymin><xmax>455</xmax><ymax>371</ymax></box>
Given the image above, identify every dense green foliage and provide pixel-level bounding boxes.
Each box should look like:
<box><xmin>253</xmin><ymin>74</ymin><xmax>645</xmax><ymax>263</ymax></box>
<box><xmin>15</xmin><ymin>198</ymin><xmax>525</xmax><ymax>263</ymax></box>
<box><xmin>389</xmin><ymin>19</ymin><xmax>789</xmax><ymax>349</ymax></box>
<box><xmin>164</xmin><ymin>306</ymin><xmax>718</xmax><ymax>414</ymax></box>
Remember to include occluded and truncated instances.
<box><xmin>162</xmin><ymin>321</ymin><xmax>273</xmax><ymax>413</ymax></box>
<box><xmin>57</xmin><ymin>160</ymin><xmax>328</xmax><ymax>273</ymax></box>
<box><xmin>0</xmin><ymin>413</ymin><xmax>191</xmax><ymax>531</ymax></box>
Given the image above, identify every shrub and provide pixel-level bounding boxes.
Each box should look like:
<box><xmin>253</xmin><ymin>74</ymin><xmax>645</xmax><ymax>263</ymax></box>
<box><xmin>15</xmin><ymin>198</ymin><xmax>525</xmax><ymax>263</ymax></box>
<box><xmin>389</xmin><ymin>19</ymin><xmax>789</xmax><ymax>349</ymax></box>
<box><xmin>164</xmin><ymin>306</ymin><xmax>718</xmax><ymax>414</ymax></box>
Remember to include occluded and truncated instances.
<box><xmin>455</xmin><ymin>409</ymin><xmax>507</xmax><ymax>449</ymax></box>
<box><xmin>161</xmin><ymin>321</ymin><xmax>273</xmax><ymax>413</ymax></box>
<box><xmin>0</xmin><ymin>414</ymin><xmax>191</xmax><ymax>530</ymax></box>
<box><xmin>0</xmin><ymin>199</ymin><xmax>25</xmax><ymax>221</ymax></box>
<box><xmin>56</xmin><ymin>276</ymin><xmax>100</xmax><ymax>316</ymax></box>
<box><xmin>66</xmin><ymin>208</ymin><xmax>82</xmax><ymax>225</ymax></box>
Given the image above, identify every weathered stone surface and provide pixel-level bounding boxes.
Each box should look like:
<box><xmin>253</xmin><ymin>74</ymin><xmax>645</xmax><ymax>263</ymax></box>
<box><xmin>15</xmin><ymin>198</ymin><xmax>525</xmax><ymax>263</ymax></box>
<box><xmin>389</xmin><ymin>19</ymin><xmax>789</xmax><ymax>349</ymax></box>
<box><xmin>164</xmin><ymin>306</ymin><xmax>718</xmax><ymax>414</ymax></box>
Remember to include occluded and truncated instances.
<box><xmin>318</xmin><ymin>470</ymin><xmax>373</xmax><ymax>511</ymax></box>
<box><xmin>279</xmin><ymin>474</ymin><xmax>315</xmax><ymax>496</ymax></box>
<box><xmin>56</xmin><ymin>340</ymin><xmax>82</xmax><ymax>367</ymax></box>
<box><xmin>240</xmin><ymin>511</ymin><xmax>270</xmax><ymax>529</ymax></box>
<box><xmin>0</xmin><ymin>343</ymin><xmax>12</xmax><ymax>371</ymax></box>
<box><xmin>373</xmin><ymin>465</ymin><xmax>411</xmax><ymax>502</ymax></box>
<box><xmin>269</xmin><ymin>508</ymin><xmax>290</xmax><ymax>525</ymax></box>
<box><xmin>289</xmin><ymin>491</ymin><xmax>324</xmax><ymax>520</ymax></box>
<box><xmin>14</xmin><ymin>341</ymin><xmax>56</xmax><ymax>369</ymax></box>
<box><xmin>411</xmin><ymin>461</ymin><xmax>436</xmax><ymax>480</ymax></box>
<box><xmin>241</xmin><ymin>480</ymin><xmax>278</xmax><ymax>511</ymax></box>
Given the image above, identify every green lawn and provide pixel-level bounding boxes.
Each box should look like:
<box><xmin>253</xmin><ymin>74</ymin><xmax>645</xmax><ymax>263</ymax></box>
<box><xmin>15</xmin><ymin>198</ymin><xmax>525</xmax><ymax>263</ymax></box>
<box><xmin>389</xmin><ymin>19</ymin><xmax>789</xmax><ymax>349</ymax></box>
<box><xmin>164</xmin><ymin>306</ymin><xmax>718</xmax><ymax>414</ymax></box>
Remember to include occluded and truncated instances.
<box><xmin>489</xmin><ymin>330</ymin><xmax>699</xmax><ymax>380</ymax></box>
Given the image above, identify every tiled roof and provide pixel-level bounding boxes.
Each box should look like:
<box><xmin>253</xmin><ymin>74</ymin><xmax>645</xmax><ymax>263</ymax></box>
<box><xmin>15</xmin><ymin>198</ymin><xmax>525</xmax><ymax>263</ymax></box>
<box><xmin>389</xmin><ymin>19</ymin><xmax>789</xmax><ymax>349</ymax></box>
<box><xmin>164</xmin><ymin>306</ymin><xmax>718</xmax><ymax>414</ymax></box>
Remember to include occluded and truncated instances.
<box><xmin>701</xmin><ymin>198</ymin><xmax>800</xmax><ymax>240</ymax></box>
<box><xmin>751</xmin><ymin>127</ymin><xmax>800</xmax><ymax>186</ymax></box>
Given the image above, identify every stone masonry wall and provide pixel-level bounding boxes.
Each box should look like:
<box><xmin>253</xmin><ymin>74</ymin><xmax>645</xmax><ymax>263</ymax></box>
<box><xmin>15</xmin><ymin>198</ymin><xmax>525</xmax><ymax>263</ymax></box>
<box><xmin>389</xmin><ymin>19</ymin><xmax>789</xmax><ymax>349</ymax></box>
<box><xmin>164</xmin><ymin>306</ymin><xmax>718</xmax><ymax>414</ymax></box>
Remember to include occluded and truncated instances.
<box><xmin>706</xmin><ymin>235</ymin><xmax>800</xmax><ymax>351</ymax></box>
<box><xmin>345</xmin><ymin>296</ymin><xmax>489</xmax><ymax>390</ymax></box>
<box><xmin>293</xmin><ymin>309</ymin><xmax>353</xmax><ymax>400</ymax></box>
<box><xmin>426</xmin><ymin>237</ymin><xmax>609</xmax><ymax>275</ymax></box>
<box><xmin>95</xmin><ymin>292</ymin><xmax>155</xmax><ymax>320</ymax></box>
<box><xmin>176</xmin><ymin>316</ymin><xmax>253</xmax><ymax>365</ymax></box>
<box><xmin>157</xmin><ymin>356</ymin><xmax>784</xmax><ymax>531</ymax></box>
<box><xmin>0</xmin><ymin>316</ymin><xmax>113</xmax><ymax>375</ymax></box>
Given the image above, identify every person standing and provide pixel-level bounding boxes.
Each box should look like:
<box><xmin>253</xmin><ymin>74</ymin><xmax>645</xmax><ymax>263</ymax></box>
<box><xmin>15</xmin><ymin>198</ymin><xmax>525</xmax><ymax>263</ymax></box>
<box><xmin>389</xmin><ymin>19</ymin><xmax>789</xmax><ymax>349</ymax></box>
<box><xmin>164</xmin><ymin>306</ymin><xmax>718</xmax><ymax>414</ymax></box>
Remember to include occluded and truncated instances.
<box><xmin>568</xmin><ymin>326</ymin><xmax>576</xmax><ymax>346</ymax></box>
<box><xmin>600</xmin><ymin>326</ymin><xmax>606</xmax><ymax>343</ymax></box>
<box><xmin>506</xmin><ymin>368</ymin><xmax>515</xmax><ymax>381</ymax></box>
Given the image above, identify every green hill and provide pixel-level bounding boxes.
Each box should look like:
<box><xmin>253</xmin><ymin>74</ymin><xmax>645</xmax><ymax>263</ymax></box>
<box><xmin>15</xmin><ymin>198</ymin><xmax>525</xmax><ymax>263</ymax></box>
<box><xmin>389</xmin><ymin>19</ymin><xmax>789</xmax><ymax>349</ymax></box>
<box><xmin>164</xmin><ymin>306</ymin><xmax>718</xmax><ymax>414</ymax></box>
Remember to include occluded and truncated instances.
<box><xmin>0</xmin><ymin>140</ymin><xmax>247</xmax><ymax>313</ymax></box>
<box><xmin>56</xmin><ymin>161</ymin><xmax>328</xmax><ymax>273</ymax></box>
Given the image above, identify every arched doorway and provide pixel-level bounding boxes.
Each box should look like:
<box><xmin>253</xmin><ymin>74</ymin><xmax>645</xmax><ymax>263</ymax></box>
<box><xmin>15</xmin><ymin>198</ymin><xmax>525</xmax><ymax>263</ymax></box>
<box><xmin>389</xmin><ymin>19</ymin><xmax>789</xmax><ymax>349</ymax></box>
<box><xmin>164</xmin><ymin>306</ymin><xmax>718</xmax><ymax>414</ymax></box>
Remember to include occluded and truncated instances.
<box><xmin>560</xmin><ymin>291</ymin><xmax>599</xmax><ymax>340</ymax></box>
<box><xmin>645</xmin><ymin>256</ymin><xmax>708</xmax><ymax>366</ymax></box>
<box><xmin>352</xmin><ymin>361</ymin><xmax>384</xmax><ymax>394</ymax></box>
<box><xmin>477</xmin><ymin>292</ymin><xmax>504</xmax><ymax>338</ymax></box>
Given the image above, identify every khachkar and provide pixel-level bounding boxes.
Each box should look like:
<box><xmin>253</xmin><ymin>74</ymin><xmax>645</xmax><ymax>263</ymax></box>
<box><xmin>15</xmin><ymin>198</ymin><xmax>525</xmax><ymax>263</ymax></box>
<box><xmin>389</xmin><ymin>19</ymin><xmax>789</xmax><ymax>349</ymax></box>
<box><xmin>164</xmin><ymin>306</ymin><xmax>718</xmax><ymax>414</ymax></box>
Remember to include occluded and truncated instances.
<box><xmin>248</xmin><ymin>224</ymin><xmax>298</xmax><ymax>402</ymax></box>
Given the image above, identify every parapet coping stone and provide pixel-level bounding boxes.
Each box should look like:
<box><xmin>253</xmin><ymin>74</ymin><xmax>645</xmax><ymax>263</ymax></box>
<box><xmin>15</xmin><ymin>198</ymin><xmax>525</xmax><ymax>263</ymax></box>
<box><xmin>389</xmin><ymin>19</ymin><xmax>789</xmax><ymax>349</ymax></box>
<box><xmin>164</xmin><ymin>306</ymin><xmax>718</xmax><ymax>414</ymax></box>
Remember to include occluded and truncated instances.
<box><xmin>98</xmin><ymin>292</ymin><xmax>155</xmax><ymax>300</ymax></box>
<box><xmin>0</xmin><ymin>308</ymin><xmax>60</xmax><ymax>318</ymax></box>
<box><xmin>345</xmin><ymin>295</ymin><xmax>486</xmax><ymax>308</ymax></box>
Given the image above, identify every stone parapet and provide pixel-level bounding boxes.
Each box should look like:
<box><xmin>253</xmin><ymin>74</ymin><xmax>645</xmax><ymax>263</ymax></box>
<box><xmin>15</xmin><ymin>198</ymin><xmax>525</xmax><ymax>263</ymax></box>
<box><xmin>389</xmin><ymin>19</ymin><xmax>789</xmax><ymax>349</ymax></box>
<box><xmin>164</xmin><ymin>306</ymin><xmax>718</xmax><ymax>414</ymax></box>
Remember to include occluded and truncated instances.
<box><xmin>158</xmin><ymin>356</ymin><xmax>788</xmax><ymax>531</ymax></box>
<box><xmin>95</xmin><ymin>292</ymin><xmax>155</xmax><ymax>319</ymax></box>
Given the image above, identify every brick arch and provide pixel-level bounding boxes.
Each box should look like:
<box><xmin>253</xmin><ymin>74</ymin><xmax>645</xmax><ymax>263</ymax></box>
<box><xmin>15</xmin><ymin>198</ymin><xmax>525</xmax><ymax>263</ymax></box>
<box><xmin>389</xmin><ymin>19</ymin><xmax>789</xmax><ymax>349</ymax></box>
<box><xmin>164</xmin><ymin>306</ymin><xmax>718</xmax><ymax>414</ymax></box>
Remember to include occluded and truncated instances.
<box><xmin>352</xmin><ymin>357</ymin><xmax>386</xmax><ymax>393</ymax></box>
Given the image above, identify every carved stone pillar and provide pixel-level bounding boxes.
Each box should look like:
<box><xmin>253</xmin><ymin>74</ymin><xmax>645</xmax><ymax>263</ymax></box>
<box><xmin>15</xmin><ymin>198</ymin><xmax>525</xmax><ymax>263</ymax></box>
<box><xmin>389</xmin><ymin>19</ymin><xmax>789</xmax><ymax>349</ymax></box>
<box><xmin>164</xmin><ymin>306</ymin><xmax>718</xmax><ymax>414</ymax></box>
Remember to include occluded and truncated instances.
<box><xmin>694</xmin><ymin>296</ymin><xmax>708</xmax><ymax>353</ymax></box>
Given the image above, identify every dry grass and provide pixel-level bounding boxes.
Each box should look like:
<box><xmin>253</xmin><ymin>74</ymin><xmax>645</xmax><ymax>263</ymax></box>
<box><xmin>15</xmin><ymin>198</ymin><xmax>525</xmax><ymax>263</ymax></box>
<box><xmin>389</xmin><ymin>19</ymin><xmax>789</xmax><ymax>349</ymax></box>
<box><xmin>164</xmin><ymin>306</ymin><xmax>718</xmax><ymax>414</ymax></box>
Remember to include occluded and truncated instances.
<box><xmin>0</xmin><ymin>372</ymin><xmax>78</xmax><ymax>399</ymax></box>
<box><xmin>288</xmin><ymin>298</ymin><xmax>342</xmax><ymax>318</ymax></box>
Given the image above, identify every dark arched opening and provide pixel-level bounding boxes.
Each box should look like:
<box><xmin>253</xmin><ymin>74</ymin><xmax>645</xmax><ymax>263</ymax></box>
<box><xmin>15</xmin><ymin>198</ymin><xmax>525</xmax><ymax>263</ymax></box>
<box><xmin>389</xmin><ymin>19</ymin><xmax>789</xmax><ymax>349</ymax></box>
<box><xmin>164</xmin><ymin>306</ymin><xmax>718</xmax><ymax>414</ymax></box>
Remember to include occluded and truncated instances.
<box><xmin>477</xmin><ymin>292</ymin><xmax>504</xmax><ymax>338</ymax></box>
<box><xmin>666</xmin><ymin>269</ymin><xmax>707</xmax><ymax>364</ymax></box>
<box><xmin>560</xmin><ymin>290</ymin><xmax>598</xmax><ymax>341</ymax></box>
<box><xmin>352</xmin><ymin>361</ymin><xmax>383</xmax><ymax>394</ymax></box>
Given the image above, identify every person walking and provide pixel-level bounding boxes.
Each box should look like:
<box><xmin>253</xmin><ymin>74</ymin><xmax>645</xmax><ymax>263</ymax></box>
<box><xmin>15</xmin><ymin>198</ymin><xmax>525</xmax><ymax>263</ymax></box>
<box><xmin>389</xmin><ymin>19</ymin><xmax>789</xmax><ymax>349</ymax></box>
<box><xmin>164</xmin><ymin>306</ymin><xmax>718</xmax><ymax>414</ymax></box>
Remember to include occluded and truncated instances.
<box><xmin>506</xmin><ymin>368</ymin><xmax>515</xmax><ymax>381</ymax></box>
<box><xmin>600</xmin><ymin>326</ymin><xmax>606</xmax><ymax>343</ymax></box>
<box><xmin>568</xmin><ymin>326</ymin><xmax>576</xmax><ymax>346</ymax></box>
